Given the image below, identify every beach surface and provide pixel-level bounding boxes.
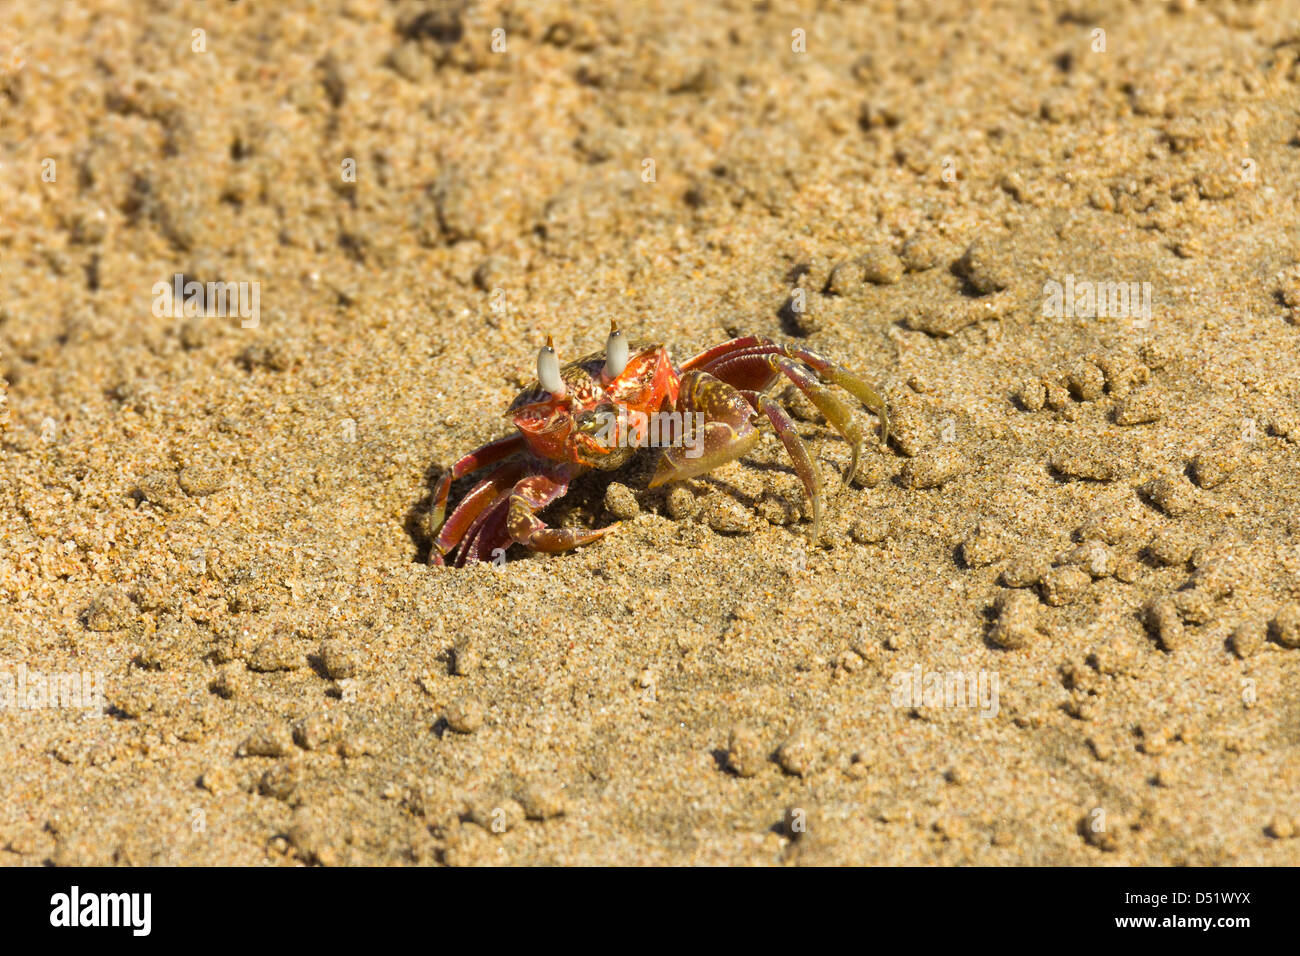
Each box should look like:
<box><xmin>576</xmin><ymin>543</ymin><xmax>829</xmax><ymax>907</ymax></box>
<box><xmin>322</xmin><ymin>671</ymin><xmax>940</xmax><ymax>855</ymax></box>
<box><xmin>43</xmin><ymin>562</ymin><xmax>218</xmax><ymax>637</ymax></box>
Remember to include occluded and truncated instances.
<box><xmin>1</xmin><ymin>0</ymin><xmax>1299</xmax><ymax>864</ymax></box>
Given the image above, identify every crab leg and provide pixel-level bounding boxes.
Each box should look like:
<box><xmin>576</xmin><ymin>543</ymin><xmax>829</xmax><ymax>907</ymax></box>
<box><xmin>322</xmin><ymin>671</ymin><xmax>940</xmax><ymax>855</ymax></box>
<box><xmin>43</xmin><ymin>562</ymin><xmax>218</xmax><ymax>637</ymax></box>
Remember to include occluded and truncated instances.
<box><xmin>456</xmin><ymin>494</ymin><xmax>514</xmax><ymax>567</ymax></box>
<box><xmin>682</xmin><ymin>337</ymin><xmax>889</xmax><ymax>451</ymax></box>
<box><xmin>679</xmin><ymin>335</ymin><xmax>772</xmax><ymax>373</ymax></box>
<box><xmin>718</xmin><ymin>354</ymin><xmax>869</xmax><ymax>482</ymax></box>
<box><xmin>649</xmin><ymin>371</ymin><xmax>828</xmax><ymax>543</ymax></box>
<box><xmin>739</xmin><ymin>389</ymin><xmax>825</xmax><ymax>544</ymax></box>
<box><xmin>429</xmin><ymin>434</ymin><xmax>526</xmax><ymax>536</ymax></box>
<box><xmin>432</xmin><ymin>460</ymin><xmax>528</xmax><ymax>564</ymax></box>
<box><xmin>507</xmin><ymin>474</ymin><xmax>619</xmax><ymax>554</ymax></box>
<box><xmin>655</xmin><ymin>369</ymin><xmax>826</xmax><ymax>541</ymax></box>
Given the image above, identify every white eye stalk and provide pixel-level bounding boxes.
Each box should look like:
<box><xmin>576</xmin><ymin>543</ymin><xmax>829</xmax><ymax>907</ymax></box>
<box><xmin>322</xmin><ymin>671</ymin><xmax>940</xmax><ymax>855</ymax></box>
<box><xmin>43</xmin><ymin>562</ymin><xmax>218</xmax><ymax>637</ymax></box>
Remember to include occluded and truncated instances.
<box><xmin>603</xmin><ymin>319</ymin><xmax>628</xmax><ymax>380</ymax></box>
<box><xmin>538</xmin><ymin>335</ymin><xmax>565</xmax><ymax>397</ymax></box>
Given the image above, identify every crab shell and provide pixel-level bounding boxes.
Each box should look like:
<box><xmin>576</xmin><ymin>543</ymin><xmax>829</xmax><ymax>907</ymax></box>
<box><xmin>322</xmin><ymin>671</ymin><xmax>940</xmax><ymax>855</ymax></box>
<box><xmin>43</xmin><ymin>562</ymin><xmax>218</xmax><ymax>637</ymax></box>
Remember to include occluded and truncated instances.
<box><xmin>505</xmin><ymin>344</ymin><xmax>681</xmax><ymax>470</ymax></box>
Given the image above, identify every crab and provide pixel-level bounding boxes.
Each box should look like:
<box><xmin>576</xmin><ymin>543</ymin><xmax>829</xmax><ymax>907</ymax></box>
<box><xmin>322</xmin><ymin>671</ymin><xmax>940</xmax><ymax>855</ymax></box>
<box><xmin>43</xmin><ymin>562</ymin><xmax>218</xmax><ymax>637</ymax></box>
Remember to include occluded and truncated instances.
<box><xmin>428</xmin><ymin>323</ymin><xmax>889</xmax><ymax>566</ymax></box>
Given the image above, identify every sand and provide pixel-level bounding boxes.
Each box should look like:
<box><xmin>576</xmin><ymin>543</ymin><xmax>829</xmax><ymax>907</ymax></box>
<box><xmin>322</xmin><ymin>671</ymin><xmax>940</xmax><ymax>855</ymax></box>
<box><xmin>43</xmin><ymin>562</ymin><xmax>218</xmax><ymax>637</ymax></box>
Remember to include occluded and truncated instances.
<box><xmin>1</xmin><ymin>0</ymin><xmax>1299</xmax><ymax>865</ymax></box>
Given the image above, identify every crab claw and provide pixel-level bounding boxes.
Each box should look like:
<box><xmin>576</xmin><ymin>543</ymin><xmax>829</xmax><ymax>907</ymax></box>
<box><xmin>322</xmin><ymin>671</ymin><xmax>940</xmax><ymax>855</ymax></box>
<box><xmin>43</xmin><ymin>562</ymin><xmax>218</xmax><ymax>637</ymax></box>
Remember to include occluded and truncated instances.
<box><xmin>506</xmin><ymin>474</ymin><xmax>618</xmax><ymax>553</ymax></box>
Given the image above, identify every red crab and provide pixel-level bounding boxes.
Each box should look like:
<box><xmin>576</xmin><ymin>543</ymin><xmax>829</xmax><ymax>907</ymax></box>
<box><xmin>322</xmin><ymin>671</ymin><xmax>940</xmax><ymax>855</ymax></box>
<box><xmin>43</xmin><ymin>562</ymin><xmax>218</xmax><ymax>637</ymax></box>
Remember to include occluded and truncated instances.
<box><xmin>428</xmin><ymin>323</ymin><xmax>889</xmax><ymax>566</ymax></box>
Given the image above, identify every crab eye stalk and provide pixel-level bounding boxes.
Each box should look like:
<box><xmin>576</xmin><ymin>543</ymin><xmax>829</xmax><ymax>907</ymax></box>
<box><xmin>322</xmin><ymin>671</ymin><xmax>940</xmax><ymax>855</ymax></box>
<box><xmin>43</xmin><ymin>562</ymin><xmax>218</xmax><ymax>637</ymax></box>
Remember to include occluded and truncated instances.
<box><xmin>537</xmin><ymin>335</ymin><xmax>565</xmax><ymax>397</ymax></box>
<box><xmin>603</xmin><ymin>319</ymin><xmax>628</xmax><ymax>380</ymax></box>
